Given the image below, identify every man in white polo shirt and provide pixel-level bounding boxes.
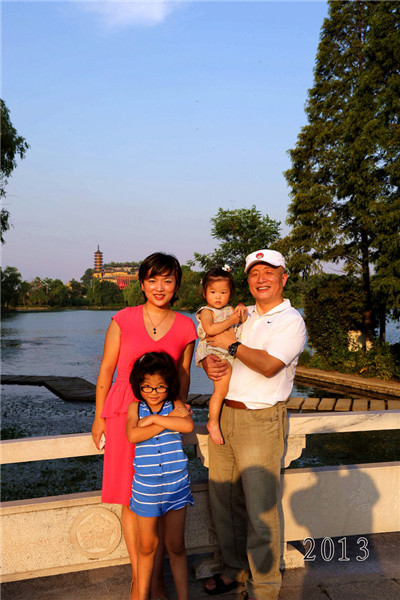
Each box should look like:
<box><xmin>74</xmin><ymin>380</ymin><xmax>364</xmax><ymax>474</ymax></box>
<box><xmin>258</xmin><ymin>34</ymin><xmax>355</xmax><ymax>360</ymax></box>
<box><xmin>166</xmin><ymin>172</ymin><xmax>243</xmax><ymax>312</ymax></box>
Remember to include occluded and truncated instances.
<box><xmin>203</xmin><ymin>249</ymin><xmax>306</xmax><ymax>600</ymax></box>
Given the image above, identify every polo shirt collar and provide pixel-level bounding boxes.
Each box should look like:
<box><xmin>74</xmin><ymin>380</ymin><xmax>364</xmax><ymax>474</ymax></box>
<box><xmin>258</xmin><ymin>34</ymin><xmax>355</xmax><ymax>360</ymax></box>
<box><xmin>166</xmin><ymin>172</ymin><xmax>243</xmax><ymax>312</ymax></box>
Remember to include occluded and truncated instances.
<box><xmin>250</xmin><ymin>298</ymin><xmax>291</xmax><ymax>318</ymax></box>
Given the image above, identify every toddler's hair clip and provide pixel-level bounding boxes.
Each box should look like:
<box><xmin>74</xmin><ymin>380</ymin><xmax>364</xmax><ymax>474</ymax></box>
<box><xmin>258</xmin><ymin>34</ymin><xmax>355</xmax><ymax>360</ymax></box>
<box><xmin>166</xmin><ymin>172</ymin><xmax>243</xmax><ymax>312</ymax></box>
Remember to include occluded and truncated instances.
<box><xmin>222</xmin><ymin>264</ymin><xmax>231</xmax><ymax>272</ymax></box>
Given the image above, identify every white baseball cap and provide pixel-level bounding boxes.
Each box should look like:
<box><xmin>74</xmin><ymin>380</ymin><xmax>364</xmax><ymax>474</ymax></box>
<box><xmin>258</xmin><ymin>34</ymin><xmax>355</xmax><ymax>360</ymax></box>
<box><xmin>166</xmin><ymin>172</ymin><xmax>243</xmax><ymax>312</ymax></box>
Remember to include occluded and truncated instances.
<box><xmin>245</xmin><ymin>249</ymin><xmax>286</xmax><ymax>273</ymax></box>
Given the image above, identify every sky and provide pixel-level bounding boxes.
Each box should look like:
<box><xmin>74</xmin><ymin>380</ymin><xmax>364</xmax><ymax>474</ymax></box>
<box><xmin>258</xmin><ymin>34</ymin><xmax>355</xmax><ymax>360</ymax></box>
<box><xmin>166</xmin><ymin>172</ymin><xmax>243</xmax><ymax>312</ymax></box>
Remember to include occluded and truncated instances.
<box><xmin>2</xmin><ymin>0</ymin><xmax>329</xmax><ymax>282</ymax></box>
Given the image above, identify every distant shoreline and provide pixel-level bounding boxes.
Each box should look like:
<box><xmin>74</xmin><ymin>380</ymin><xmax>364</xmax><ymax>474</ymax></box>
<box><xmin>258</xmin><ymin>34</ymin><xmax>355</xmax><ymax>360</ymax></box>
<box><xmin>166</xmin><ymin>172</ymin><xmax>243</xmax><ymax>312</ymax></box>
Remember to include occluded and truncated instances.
<box><xmin>3</xmin><ymin>305</ymin><xmax>124</xmax><ymax>314</ymax></box>
<box><xmin>4</xmin><ymin>304</ymin><xmax>197</xmax><ymax>313</ymax></box>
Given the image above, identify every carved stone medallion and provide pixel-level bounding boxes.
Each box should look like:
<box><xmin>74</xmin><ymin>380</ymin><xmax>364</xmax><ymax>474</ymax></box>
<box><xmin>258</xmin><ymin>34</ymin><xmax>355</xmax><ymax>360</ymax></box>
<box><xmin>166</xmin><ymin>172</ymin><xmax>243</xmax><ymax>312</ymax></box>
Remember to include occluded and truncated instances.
<box><xmin>70</xmin><ymin>507</ymin><xmax>122</xmax><ymax>559</ymax></box>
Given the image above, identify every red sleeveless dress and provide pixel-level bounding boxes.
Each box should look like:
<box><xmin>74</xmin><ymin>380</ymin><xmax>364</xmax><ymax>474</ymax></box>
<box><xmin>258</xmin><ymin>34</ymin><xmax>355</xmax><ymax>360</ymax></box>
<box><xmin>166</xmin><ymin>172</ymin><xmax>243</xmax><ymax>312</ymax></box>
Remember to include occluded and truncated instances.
<box><xmin>101</xmin><ymin>305</ymin><xmax>197</xmax><ymax>505</ymax></box>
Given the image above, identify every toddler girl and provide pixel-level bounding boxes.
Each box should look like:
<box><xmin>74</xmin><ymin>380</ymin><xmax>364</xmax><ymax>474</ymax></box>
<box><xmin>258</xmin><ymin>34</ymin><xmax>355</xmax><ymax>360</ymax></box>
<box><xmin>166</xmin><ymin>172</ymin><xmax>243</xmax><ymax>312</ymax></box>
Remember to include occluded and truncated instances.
<box><xmin>195</xmin><ymin>266</ymin><xmax>247</xmax><ymax>445</ymax></box>
<box><xmin>126</xmin><ymin>351</ymin><xmax>194</xmax><ymax>600</ymax></box>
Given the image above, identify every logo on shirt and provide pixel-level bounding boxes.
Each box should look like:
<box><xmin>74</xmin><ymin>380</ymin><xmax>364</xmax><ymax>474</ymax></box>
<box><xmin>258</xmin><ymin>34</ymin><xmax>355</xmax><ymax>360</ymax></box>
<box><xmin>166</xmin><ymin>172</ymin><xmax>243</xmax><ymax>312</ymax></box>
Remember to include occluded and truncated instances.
<box><xmin>256</xmin><ymin>252</ymin><xmax>264</xmax><ymax>259</ymax></box>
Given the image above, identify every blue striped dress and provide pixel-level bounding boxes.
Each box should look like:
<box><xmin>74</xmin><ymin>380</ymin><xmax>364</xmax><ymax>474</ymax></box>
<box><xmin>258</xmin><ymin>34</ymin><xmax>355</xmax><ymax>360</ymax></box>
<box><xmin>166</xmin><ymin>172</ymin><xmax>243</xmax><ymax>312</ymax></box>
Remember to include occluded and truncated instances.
<box><xmin>130</xmin><ymin>399</ymin><xmax>194</xmax><ymax>517</ymax></box>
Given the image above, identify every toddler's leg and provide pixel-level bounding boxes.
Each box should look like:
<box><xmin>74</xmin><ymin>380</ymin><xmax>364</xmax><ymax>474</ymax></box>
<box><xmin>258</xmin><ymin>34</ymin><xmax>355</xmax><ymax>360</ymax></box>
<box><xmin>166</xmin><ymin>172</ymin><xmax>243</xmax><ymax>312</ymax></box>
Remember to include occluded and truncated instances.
<box><xmin>136</xmin><ymin>515</ymin><xmax>159</xmax><ymax>600</ymax></box>
<box><xmin>207</xmin><ymin>363</ymin><xmax>232</xmax><ymax>445</ymax></box>
<box><xmin>164</xmin><ymin>507</ymin><xmax>188</xmax><ymax>600</ymax></box>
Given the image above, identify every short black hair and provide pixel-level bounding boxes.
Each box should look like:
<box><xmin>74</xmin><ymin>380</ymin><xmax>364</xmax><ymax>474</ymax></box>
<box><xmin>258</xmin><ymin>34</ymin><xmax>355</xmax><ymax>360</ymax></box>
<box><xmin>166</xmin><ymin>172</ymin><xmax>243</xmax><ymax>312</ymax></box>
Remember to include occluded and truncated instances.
<box><xmin>202</xmin><ymin>266</ymin><xmax>235</xmax><ymax>297</ymax></box>
<box><xmin>138</xmin><ymin>252</ymin><xmax>182</xmax><ymax>304</ymax></box>
<box><xmin>129</xmin><ymin>351</ymin><xmax>180</xmax><ymax>402</ymax></box>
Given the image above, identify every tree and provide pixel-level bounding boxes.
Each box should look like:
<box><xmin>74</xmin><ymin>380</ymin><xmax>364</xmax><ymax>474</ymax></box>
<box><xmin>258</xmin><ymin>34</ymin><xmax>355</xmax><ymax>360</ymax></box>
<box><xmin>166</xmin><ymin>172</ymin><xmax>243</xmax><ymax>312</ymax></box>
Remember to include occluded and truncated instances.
<box><xmin>18</xmin><ymin>280</ymin><xmax>31</xmax><ymax>307</ymax></box>
<box><xmin>123</xmin><ymin>280</ymin><xmax>144</xmax><ymax>306</ymax></box>
<box><xmin>174</xmin><ymin>265</ymin><xmax>202</xmax><ymax>311</ymax></box>
<box><xmin>47</xmin><ymin>279</ymin><xmax>68</xmax><ymax>307</ymax></box>
<box><xmin>1</xmin><ymin>100</ymin><xmax>30</xmax><ymax>244</ymax></box>
<box><xmin>67</xmin><ymin>279</ymin><xmax>87</xmax><ymax>306</ymax></box>
<box><xmin>29</xmin><ymin>277</ymin><xmax>48</xmax><ymax>307</ymax></box>
<box><xmin>88</xmin><ymin>279</ymin><xmax>124</xmax><ymax>306</ymax></box>
<box><xmin>304</xmin><ymin>275</ymin><xmax>364</xmax><ymax>362</ymax></box>
<box><xmin>1</xmin><ymin>266</ymin><xmax>22</xmax><ymax>308</ymax></box>
<box><xmin>80</xmin><ymin>268</ymin><xmax>94</xmax><ymax>289</ymax></box>
<box><xmin>282</xmin><ymin>1</ymin><xmax>400</xmax><ymax>344</ymax></box>
<box><xmin>194</xmin><ymin>206</ymin><xmax>281</xmax><ymax>302</ymax></box>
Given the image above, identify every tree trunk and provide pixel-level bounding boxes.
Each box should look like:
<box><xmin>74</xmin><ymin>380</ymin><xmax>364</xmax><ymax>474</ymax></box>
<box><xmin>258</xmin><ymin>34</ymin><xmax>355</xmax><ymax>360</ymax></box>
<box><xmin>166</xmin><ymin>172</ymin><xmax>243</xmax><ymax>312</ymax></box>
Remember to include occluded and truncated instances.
<box><xmin>379</xmin><ymin>303</ymin><xmax>386</xmax><ymax>343</ymax></box>
<box><xmin>361</xmin><ymin>224</ymin><xmax>372</xmax><ymax>347</ymax></box>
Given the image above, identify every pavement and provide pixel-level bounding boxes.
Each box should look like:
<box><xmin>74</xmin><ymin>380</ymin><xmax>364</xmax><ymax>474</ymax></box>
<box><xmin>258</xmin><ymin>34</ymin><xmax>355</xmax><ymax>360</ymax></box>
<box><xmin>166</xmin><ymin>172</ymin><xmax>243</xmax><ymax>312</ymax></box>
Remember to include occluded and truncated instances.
<box><xmin>2</xmin><ymin>532</ymin><xmax>400</xmax><ymax>600</ymax></box>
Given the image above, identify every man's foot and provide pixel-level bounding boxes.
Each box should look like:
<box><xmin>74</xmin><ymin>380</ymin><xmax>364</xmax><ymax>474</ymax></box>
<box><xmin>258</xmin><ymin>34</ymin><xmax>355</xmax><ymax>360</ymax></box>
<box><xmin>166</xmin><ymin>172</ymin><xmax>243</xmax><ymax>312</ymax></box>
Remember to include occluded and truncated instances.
<box><xmin>207</xmin><ymin>420</ymin><xmax>224</xmax><ymax>445</ymax></box>
<box><xmin>204</xmin><ymin>574</ymin><xmax>237</xmax><ymax>595</ymax></box>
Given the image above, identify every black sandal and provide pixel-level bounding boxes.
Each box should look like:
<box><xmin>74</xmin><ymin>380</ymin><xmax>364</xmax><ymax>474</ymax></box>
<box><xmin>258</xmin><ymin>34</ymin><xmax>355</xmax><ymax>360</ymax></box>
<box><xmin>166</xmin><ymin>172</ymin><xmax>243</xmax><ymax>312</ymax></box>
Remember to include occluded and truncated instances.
<box><xmin>204</xmin><ymin>574</ymin><xmax>238</xmax><ymax>595</ymax></box>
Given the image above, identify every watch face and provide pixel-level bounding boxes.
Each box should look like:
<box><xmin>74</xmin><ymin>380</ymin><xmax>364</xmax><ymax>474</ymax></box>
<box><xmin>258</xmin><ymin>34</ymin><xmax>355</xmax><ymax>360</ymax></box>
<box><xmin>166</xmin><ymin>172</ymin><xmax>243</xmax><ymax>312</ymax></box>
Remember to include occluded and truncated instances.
<box><xmin>229</xmin><ymin>342</ymin><xmax>240</xmax><ymax>356</ymax></box>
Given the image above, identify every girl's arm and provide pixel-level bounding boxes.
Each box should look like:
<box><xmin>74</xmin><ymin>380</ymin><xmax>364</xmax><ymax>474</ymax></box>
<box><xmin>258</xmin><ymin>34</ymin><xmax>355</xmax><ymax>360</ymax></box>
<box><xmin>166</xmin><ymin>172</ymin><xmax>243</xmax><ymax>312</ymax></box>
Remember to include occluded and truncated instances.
<box><xmin>177</xmin><ymin>341</ymin><xmax>195</xmax><ymax>401</ymax></box>
<box><xmin>200</xmin><ymin>308</ymin><xmax>239</xmax><ymax>336</ymax></box>
<box><xmin>91</xmin><ymin>320</ymin><xmax>121</xmax><ymax>449</ymax></box>
<box><xmin>126</xmin><ymin>401</ymin><xmax>166</xmax><ymax>443</ymax></box>
<box><xmin>139</xmin><ymin>401</ymin><xmax>194</xmax><ymax>434</ymax></box>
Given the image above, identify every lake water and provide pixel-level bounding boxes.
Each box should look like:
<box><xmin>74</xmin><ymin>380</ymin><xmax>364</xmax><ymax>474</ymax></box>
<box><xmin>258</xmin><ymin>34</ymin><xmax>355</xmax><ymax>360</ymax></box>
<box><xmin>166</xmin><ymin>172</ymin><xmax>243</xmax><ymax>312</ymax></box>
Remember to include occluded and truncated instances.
<box><xmin>2</xmin><ymin>309</ymin><xmax>400</xmax><ymax>437</ymax></box>
<box><xmin>2</xmin><ymin>309</ymin><xmax>399</xmax><ymax>501</ymax></box>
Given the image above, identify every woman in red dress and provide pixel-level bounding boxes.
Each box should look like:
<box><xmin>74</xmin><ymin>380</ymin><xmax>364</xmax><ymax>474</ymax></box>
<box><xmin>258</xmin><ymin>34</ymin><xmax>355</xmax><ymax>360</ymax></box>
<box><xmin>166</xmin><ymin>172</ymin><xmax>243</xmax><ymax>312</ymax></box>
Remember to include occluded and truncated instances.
<box><xmin>91</xmin><ymin>252</ymin><xmax>197</xmax><ymax>599</ymax></box>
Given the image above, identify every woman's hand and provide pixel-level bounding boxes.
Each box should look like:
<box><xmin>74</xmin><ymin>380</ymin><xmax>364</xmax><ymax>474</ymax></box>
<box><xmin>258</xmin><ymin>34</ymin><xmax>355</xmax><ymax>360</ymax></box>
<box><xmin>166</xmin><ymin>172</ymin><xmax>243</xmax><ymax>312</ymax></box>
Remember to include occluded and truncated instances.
<box><xmin>92</xmin><ymin>417</ymin><xmax>106</xmax><ymax>450</ymax></box>
<box><xmin>202</xmin><ymin>354</ymin><xmax>230</xmax><ymax>381</ymax></box>
<box><xmin>169</xmin><ymin>404</ymin><xmax>191</xmax><ymax>418</ymax></box>
<box><xmin>92</xmin><ymin>320</ymin><xmax>121</xmax><ymax>448</ymax></box>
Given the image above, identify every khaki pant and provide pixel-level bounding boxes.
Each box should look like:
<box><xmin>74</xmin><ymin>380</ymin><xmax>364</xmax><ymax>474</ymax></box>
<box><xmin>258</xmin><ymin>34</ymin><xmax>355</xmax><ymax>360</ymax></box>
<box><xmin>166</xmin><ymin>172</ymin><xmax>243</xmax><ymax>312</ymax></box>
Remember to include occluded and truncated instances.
<box><xmin>208</xmin><ymin>402</ymin><xmax>286</xmax><ymax>600</ymax></box>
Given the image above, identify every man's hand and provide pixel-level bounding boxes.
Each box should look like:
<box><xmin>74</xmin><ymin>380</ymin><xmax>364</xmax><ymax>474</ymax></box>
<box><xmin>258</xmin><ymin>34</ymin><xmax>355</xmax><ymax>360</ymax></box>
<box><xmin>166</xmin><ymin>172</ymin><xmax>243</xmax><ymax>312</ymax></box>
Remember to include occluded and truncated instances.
<box><xmin>202</xmin><ymin>354</ymin><xmax>230</xmax><ymax>381</ymax></box>
<box><xmin>206</xmin><ymin>327</ymin><xmax>237</xmax><ymax>351</ymax></box>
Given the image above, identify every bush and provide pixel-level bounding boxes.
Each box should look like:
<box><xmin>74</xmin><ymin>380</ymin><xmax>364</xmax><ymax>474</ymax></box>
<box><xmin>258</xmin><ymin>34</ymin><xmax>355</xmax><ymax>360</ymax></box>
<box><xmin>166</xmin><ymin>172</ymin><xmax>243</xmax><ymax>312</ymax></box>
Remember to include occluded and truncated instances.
<box><xmin>353</xmin><ymin>342</ymin><xmax>400</xmax><ymax>380</ymax></box>
<box><xmin>299</xmin><ymin>342</ymin><xmax>400</xmax><ymax>380</ymax></box>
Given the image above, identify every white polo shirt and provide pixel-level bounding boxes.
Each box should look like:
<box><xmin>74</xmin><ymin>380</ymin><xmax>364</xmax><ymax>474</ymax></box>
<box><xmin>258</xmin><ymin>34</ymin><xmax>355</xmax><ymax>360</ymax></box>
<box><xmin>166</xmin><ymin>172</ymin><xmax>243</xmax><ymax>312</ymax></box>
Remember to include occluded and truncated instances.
<box><xmin>228</xmin><ymin>299</ymin><xmax>306</xmax><ymax>409</ymax></box>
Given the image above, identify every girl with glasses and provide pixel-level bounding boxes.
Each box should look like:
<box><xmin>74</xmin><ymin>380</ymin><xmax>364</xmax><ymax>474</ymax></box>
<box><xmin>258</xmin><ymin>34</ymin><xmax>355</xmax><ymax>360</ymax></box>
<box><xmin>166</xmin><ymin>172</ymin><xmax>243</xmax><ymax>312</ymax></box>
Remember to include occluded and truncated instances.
<box><xmin>127</xmin><ymin>352</ymin><xmax>194</xmax><ymax>600</ymax></box>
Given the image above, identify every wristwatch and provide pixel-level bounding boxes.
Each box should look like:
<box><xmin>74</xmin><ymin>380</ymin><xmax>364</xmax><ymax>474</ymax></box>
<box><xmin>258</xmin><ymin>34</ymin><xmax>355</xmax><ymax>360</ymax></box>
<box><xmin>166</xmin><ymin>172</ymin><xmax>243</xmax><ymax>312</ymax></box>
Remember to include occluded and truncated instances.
<box><xmin>228</xmin><ymin>341</ymin><xmax>242</xmax><ymax>357</ymax></box>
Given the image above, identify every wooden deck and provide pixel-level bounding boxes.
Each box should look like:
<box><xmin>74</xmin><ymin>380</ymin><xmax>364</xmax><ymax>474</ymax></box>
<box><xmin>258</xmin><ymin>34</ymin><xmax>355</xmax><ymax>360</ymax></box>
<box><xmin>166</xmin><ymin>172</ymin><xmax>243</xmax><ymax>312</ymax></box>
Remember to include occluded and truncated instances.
<box><xmin>286</xmin><ymin>395</ymin><xmax>400</xmax><ymax>412</ymax></box>
<box><xmin>2</xmin><ymin>371</ymin><xmax>400</xmax><ymax>410</ymax></box>
<box><xmin>1</xmin><ymin>374</ymin><xmax>96</xmax><ymax>402</ymax></box>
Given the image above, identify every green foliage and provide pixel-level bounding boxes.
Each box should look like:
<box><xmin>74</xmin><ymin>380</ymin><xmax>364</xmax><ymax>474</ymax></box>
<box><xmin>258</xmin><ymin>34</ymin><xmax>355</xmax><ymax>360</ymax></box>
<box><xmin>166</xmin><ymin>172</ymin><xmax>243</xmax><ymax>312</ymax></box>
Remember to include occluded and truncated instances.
<box><xmin>123</xmin><ymin>280</ymin><xmax>143</xmax><ymax>306</ymax></box>
<box><xmin>46</xmin><ymin>279</ymin><xmax>68</xmax><ymax>306</ymax></box>
<box><xmin>80</xmin><ymin>268</ymin><xmax>94</xmax><ymax>288</ymax></box>
<box><xmin>194</xmin><ymin>206</ymin><xmax>281</xmax><ymax>302</ymax></box>
<box><xmin>0</xmin><ymin>99</ymin><xmax>30</xmax><ymax>244</ymax></box>
<box><xmin>281</xmin><ymin>275</ymin><xmax>307</xmax><ymax>309</ymax></box>
<box><xmin>352</xmin><ymin>342</ymin><xmax>400</xmax><ymax>380</ymax></box>
<box><xmin>282</xmin><ymin>1</ymin><xmax>400</xmax><ymax>341</ymax></box>
<box><xmin>88</xmin><ymin>278</ymin><xmax>124</xmax><ymax>307</ymax></box>
<box><xmin>67</xmin><ymin>279</ymin><xmax>87</xmax><ymax>306</ymax></box>
<box><xmin>174</xmin><ymin>265</ymin><xmax>203</xmax><ymax>311</ymax></box>
<box><xmin>300</xmin><ymin>342</ymin><xmax>400</xmax><ymax>381</ymax></box>
<box><xmin>28</xmin><ymin>277</ymin><xmax>48</xmax><ymax>307</ymax></box>
<box><xmin>1</xmin><ymin>266</ymin><xmax>22</xmax><ymax>308</ymax></box>
<box><xmin>304</xmin><ymin>274</ymin><xmax>364</xmax><ymax>361</ymax></box>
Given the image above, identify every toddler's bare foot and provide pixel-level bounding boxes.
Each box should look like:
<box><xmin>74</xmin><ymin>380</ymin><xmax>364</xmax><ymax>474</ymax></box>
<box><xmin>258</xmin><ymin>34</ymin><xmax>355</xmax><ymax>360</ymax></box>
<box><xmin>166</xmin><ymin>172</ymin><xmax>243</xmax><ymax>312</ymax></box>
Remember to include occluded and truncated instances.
<box><xmin>207</xmin><ymin>420</ymin><xmax>224</xmax><ymax>445</ymax></box>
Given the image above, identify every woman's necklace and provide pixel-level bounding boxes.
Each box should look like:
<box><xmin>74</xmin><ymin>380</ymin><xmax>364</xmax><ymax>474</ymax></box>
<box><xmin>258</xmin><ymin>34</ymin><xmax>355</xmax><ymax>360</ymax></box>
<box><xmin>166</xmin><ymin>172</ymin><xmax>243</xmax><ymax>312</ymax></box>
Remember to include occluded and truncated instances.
<box><xmin>144</xmin><ymin>305</ymin><xmax>171</xmax><ymax>335</ymax></box>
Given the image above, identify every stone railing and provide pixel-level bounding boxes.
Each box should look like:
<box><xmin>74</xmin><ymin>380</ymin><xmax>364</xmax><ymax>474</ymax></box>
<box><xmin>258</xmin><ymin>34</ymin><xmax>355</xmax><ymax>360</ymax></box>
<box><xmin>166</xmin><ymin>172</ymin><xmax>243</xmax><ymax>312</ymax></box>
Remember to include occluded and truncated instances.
<box><xmin>1</xmin><ymin>410</ymin><xmax>399</xmax><ymax>582</ymax></box>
